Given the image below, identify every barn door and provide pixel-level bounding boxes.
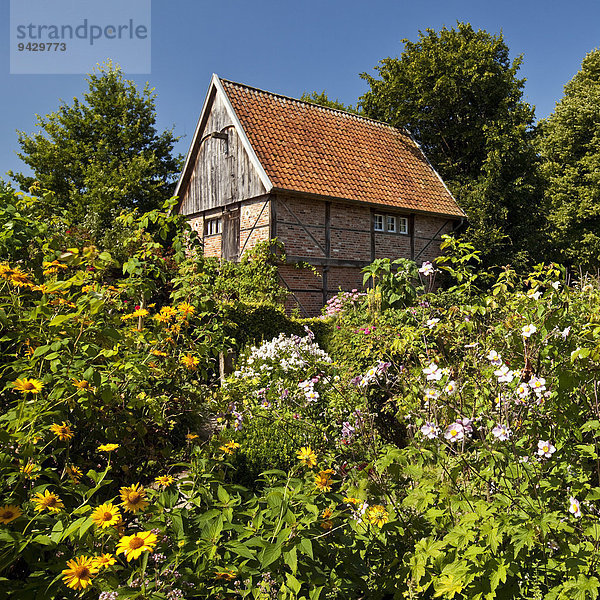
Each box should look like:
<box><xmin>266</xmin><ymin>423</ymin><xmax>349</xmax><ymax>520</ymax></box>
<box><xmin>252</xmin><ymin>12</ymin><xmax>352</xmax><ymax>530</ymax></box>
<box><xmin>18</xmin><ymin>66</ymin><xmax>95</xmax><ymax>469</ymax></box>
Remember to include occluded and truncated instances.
<box><xmin>222</xmin><ymin>209</ymin><xmax>240</xmax><ymax>261</ymax></box>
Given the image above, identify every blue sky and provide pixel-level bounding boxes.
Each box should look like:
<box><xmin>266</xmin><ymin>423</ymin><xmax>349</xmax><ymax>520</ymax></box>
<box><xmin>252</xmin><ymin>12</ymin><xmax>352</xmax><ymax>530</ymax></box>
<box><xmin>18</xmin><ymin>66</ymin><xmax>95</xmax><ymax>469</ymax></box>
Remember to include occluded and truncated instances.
<box><xmin>1</xmin><ymin>0</ymin><xmax>599</xmax><ymax>180</ymax></box>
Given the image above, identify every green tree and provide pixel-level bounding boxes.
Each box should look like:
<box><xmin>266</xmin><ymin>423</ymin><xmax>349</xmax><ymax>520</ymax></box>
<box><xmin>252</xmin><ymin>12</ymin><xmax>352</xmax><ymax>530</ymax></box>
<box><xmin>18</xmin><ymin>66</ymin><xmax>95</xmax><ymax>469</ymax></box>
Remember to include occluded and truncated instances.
<box><xmin>539</xmin><ymin>49</ymin><xmax>600</xmax><ymax>271</ymax></box>
<box><xmin>300</xmin><ymin>90</ymin><xmax>360</xmax><ymax>114</ymax></box>
<box><xmin>10</xmin><ymin>62</ymin><xmax>181</xmax><ymax>249</ymax></box>
<box><xmin>360</xmin><ymin>23</ymin><xmax>544</xmax><ymax>269</ymax></box>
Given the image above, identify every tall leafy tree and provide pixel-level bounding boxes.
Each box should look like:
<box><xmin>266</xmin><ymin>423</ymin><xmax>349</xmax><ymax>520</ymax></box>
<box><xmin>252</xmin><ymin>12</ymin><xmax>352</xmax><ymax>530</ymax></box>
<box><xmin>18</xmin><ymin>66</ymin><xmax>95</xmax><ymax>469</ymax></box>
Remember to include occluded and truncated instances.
<box><xmin>539</xmin><ymin>49</ymin><xmax>600</xmax><ymax>271</ymax></box>
<box><xmin>360</xmin><ymin>23</ymin><xmax>544</xmax><ymax>268</ymax></box>
<box><xmin>10</xmin><ymin>62</ymin><xmax>181</xmax><ymax>248</ymax></box>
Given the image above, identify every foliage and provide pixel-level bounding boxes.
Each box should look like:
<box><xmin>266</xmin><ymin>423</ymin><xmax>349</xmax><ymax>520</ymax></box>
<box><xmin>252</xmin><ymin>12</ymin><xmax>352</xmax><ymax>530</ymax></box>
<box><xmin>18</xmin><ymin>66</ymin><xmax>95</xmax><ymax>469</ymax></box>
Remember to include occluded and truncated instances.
<box><xmin>8</xmin><ymin>184</ymin><xmax>600</xmax><ymax>598</ymax></box>
<box><xmin>299</xmin><ymin>91</ymin><xmax>360</xmax><ymax>114</ymax></box>
<box><xmin>9</xmin><ymin>62</ymin><xmax>181</xmax><ymax>251</ymax></box>
<box><xmin>362</xmin><ymin>257</ymin><xmax>422</xmax><ymax>311</ymax></box>
<box><xmin>538</xmin><ymin>48</ymin><xmax>600</xmax><ymax>271</ymax></box>
<box><xmin>359</xmin><ymin>22</ymin><xmax>544</xmax><ymax>269</ymax></box>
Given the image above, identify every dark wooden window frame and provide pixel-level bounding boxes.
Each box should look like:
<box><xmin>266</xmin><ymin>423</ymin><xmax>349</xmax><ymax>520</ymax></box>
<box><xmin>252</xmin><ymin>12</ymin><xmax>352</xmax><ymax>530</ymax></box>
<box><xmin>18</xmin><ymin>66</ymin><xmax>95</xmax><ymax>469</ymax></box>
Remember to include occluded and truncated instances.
<box><xmin>205</xmin><ymin>217</ymin><xmax>222</xmax><ymax>236</ymax></box>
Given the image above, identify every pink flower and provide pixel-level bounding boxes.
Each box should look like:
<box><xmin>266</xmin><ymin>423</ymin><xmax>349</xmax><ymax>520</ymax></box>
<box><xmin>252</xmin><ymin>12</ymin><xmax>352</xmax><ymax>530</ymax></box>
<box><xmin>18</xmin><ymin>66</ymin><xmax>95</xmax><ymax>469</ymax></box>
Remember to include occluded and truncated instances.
<box><xmin>444</xmin><ymin>422</ymin><xmax>464</xmax><ymax>442</ymax></box>
<box><xmin>421</xmin><ymin>423</ymin><xmax>439</xmax><ymax>439</ymax></box>
<box><xmin>492</xmin><ymin>424</ymin><xmax>511</xmax><ymax>441</ymax></box>
<box><xmin>419</xmin><ymin>261</ymin><xmax>435</xmax><ymax>277</ymax></box>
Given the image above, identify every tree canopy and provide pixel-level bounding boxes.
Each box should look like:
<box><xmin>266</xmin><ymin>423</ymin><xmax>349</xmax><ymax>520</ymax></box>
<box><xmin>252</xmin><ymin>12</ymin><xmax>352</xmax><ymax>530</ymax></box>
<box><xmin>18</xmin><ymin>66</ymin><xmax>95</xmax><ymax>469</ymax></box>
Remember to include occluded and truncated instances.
<box><xmin>300</xmin><ymin>91</ymin><xmax>360</xmax><ymax>114</ymax></box>
<box><xmin>359</xmin><ymin>23</ymin><xmax>545</xmax><ymax>269</ymax></box>
<box><xmin>538</xmin><ymin>49</ymin><xmax>600</xmax><ymax>270</ymax></box>
<box><xmin>10</xmin><ymin>62</ymin><xmax>181</xmax><ymax>248</ymax></box>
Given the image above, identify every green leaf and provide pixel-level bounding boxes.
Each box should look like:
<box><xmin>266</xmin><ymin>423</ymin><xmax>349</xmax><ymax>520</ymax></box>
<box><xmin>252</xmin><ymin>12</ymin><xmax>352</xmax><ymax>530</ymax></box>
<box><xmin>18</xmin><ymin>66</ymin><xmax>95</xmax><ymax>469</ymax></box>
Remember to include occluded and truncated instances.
<box><xmin>284</xmin><ymin>546</ymin><xmax>297</xmax><ymax>574</ymax></box>
<box><xmin>261</xmin><ymin>541</ymin><xmax>283</xmax><ymax>568</ymax></box>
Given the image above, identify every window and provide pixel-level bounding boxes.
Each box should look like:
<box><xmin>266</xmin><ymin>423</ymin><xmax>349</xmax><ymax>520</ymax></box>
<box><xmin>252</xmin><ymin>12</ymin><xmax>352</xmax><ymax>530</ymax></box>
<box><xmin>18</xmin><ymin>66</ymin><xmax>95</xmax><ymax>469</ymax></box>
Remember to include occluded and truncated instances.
<box><xmin>374</xmin><ymin>213</ymin><xmax>409</xmax><ymax>235</ymax></box>
<box><xmin>398</xmin><ymin>217</ymin><xmax>408</xmax><ymax>234</ymax></box>
<box><xmin>206</xmin><ymin>217</ymin><xmax>222</xmax><ymax>236</ymax></box>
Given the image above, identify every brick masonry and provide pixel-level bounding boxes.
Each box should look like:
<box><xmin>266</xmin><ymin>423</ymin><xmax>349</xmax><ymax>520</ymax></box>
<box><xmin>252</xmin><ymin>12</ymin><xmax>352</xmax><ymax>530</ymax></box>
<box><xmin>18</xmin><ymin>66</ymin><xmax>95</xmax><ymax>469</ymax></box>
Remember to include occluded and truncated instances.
<box><xmin>187</xmin><ymin>194</ymin><xmax>458</xmax><ymax>316</ymax></box>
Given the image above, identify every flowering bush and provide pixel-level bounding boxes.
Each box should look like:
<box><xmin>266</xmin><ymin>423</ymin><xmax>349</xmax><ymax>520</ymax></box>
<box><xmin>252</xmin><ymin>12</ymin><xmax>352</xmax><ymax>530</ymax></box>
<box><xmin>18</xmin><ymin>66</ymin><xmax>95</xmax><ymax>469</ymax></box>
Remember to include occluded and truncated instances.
<box><xmin>7</xmin><ymin>184</ymin><xmax>600</xmax><ymax>598</ymax></box>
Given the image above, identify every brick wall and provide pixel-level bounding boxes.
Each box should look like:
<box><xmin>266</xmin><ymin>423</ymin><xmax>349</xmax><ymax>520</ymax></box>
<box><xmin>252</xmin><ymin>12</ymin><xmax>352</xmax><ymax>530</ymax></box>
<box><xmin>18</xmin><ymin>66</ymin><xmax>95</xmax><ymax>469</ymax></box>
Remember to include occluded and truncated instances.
<box><xmin>413</xmin><ymin>215</ymin><xmax>455</xmax><ymax>265</ymax></box>
<box><xmin>240</xmin><ymin>197</ymin><xmax>270</xmax><ymax>255</ymax></box>
<box><xmin>187</xmin><ymin>194</ymin><xmax>457</xmax><ymax>316</ymax></box>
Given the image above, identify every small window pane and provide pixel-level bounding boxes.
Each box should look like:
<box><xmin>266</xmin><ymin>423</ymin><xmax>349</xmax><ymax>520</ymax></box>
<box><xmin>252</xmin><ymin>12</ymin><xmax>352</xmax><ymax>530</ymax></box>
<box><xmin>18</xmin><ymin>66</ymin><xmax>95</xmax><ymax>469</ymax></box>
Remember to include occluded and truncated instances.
<box><xmin>386</xmin><ymin>215</ymin><xmax>396</xmax><ymax>232</ymax></box>
<box><xmin>206</xmin><ymin>218</ymin><xmax>222</xmax><ymax>236</ymax></box>
<box><xmin>374</xmin><ymin>214</ymin><xmax>384</xmax><ymax>231</ymax></box>
<box><xmin>398</xmin><ymin>217</ymin><xmax>408</xmax><ymax>234</ymax></box>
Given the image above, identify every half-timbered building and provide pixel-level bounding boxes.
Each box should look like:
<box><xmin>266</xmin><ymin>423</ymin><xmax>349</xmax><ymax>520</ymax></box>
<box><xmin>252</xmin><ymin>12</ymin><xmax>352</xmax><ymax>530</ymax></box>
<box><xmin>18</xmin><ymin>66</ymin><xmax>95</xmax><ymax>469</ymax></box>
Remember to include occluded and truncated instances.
<box><xmin>175</xmin><ymin>74</ymin><xmax>465</xmax><ymax>316</ymax></box>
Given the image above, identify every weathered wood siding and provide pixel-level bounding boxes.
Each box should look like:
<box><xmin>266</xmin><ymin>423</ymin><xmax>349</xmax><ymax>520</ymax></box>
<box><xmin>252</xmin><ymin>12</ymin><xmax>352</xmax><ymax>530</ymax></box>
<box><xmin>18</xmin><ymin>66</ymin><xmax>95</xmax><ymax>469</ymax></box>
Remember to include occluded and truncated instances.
<box><xmin>179</xmin><ymin>90</ymin><xmax>266</xmax><ymax>215</ymax></box>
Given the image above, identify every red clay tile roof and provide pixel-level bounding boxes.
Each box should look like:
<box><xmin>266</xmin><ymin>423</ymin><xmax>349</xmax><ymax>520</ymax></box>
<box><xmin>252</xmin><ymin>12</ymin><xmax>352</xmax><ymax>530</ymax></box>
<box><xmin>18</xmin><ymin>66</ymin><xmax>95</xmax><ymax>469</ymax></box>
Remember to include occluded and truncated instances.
<box><xmin>221</xmin><ymin>79</ymin><xmax>465</xmax><ymax>218</ymax></box>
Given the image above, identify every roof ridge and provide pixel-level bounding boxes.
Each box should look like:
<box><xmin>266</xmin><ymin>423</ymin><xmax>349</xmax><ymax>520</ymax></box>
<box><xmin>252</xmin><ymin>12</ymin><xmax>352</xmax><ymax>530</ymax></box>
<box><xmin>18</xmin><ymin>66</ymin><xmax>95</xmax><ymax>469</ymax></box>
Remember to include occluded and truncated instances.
<box><xmin>218</xmin><ymin>76</ymin><xmax>402</xmax><ymax>131</ymax></box>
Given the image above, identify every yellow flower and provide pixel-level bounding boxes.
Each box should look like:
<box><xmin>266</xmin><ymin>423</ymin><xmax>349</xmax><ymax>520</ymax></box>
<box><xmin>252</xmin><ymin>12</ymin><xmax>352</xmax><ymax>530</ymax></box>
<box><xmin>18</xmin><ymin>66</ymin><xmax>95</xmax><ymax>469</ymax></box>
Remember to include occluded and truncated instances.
<box><xmin>61</xmin><ymin>556</ymin><xmax>99</xmax><ymax>590</ymax></box>
<box><xmin>155</xmin><ymin>475</ymin><xmax>175</xmax><ymax>488</ymax></box>
<box><xmin>66</xmin><ymin>465</ymin><xmax>83</xmax><ymax>483</ymax></box>
<box><xmin>92</xmin><ymin>553</ymin><xmax>116</xmax><ymax>569</ymax></box>
<box><xmin>50</xmin><ymin>422</ymin><xmax>74</xmax><ymax>441</ymax></box>
<box><xmin>186</xmin><ymin>433</ymin><xmax>199</xmax><ymax>441</ymax></box>
<box><xmin>119</xmin><ymin>483</ymin><xmax>149</xmax><ymax>513</ymax></box>
<box><xmin>297</xmin><ymin>446</ymin><xmax>317</xmax><ymax>469</ymax></box>
<box><xmin>314</xmin><ymin>469</ymin><xmax>335</xmax><ymax>492</ymax></box>
<box><xmin>343</xmin><ymin>496</ymin><xmax>361</xmax><ymax>506</ymax></box>
<box><xmin>220</xmin><ymin>441</ymin><xmax>240</xmax><ymax>455</ymax></box>
<box><xmin>215</xmin><ymin>568</ymin><xmax>236</xmax><ymax>580</ymax></box>
<box><xmin>0</xmin><ymin>505</ymin><xmax>22</xmax><ymax>524</ymax></box>
<box><xmin>97</xmin><ymin>443</ymin><xmax>119</xmax><ymax>452</ymax></box>
<box><xmin>73</xmin><ymin>379</ymin><xmax>92</xmax><ymax>390</ymax></box>
<box><xmin>91</xmin><ymin>503</ymin><xmax>121</xmax><ymax>529</ymax></box>
<box><xmin>150</xmin><ymin>349</ymin><xmax>168</xmax><ymax>357</ymax></box>
<box><xmin>366</xmin><ymin>505</ymin><xmax>389</xmax><ymax>528</ymax></box>
<box><xmin>5</xmin><ymin>266</ymin><xmax>32</xmax><ymax>287</ymax></box>
<box><xmin>177</xmin><ymin>302</ymin><xmax>195</xmax><ymax>318</ymax></box>
<box><xmin>32</xmin><ymin>490</ymin><xmax>64</xmax><ymax>512</ymax></box>
<box><xmin>12</xmin><ymin>378</ymin><xmax>43</xmax><ymax>394</ymax></box>
<box><xmin>116</xmin><ymin>531</ymin><xmax>157</xmax><ymax>561</ymax></box>
<box><xmin>20</xmin><ymin>461</ymin><xmax>40</xmax><ymax>479</ymax></box>
<box><xmin>132</xmin><ymin>308</ymin><xmax>149</xmax><ymax>318</ymax></box>
<box><xmin>43</xmin><ymin>260</ymin><xmax>68</xmax><ymax>275</ymax></box>
<box><xmin>180</xmin><ymin>354</ymin><xmax>199</xmax><ymax>370</ymax></box>
<box><xmin>154</xmin><ymin>306</ymin><xmax>177</xmax><ymax>323</ymax></box>
<box><xmin>320</xmin><ymin>508</ymin><xmax>334</xmax><ymax>530</ymax></box>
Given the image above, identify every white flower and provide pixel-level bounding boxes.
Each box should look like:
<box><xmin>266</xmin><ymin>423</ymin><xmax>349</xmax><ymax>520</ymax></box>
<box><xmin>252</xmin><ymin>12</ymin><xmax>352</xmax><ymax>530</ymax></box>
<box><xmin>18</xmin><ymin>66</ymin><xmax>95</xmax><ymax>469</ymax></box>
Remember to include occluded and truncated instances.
<box><xmin>552</xmin><ymin>281</ymin><xmax>561</xmax><ymax>290</ymax></box>
<box><xmin>423</xmin><ymin>362</ymin><xmax>442</xmax><ymax>381</ymax></box>
<box><xmin>420</xmin><ymin>422</ymin><xmax>439</xmax><ymax>439</ymax></box>
<box><xmin>444</xmin><ymin>422</ymin><xmax>464</xmax><ymax>442</ymax></box>
<box><xmin>537</xmin><ymin>440</ymin><xmax>556</xmax><ymax>459</ymax></box>
<box><xmin>492</xmin><ymin>424</ymin><xmax>511</xmax><ymax>441</ymax></box>
<box><xmin>494</xmin><ymin>364</ymin><xmax>515</xmax><ymax>383</ymax></box>
<box><xmin>522</xmin><ymin>324</ymin><xmax>537</xmax><ymax>338</ymax></box>
<box><xmin>568</xmin><ymin>496</ymin><xmax>581</xmax><ymax>518</ymax></box>
<box><xmin>486</xmin><ymin>350</ymin><xmax>503</xmax><ymax>366</ymax></box>
<box><xmin>444</xmin><ymin>380</ymin><xmax>457</xmax><ymax>395</ymax></box>
<box><xmin>426</xmin><ymin>318</ymin><xmax>440</xmax><ymax>329</ymax></box>
<box><xmin>305</xmin><ymin>390</ymin><xmax>319</xmax><ymax>402</ymax></box>
<box><xmin>425</xmin><ymin>388</ymin><xmax>440</xmax><ymax>400</ymax></box>
<box><xmin>560</xmin><ymin>326</ymin><xmax>571</xmax><ymax>339</ymax></box>
<box><xmin>419</xmin><ymin>261</ymin><xmax>435</xmax><ymax>277</ymax></box>
<box><xmin>529</xmin><ymin>291</ymin><xmax>542</xmax><ymax>301</ymax></box>
<box><xmin>516</xmin><ymin>382</ymin><xmax>530</xmax><ymax>400</ymax></box>
<box><xmin>529</xmin><ymin>376</ymin><xmax>546</xmax><ymax>393</ymax></box>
